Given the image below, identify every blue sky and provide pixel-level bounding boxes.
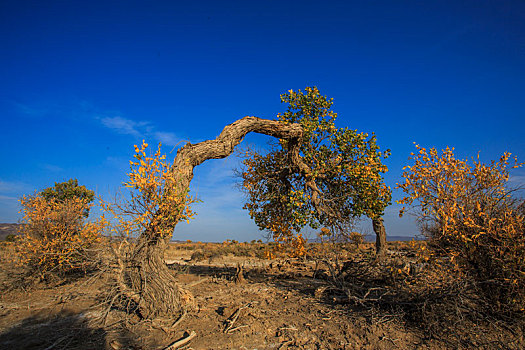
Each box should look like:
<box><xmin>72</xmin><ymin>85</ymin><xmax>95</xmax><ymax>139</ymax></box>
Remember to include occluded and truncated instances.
<box><xmin>1</xmin><ymin>0</ymin><xmax>524</xmax><ymax>242</ymax></box>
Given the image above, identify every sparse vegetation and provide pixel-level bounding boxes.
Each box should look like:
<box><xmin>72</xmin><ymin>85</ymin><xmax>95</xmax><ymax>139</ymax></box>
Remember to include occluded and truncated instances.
<box><xmin>1</xmin><ymin>93</ymin><xmax>523</xmax><ymax>349</ymax></box>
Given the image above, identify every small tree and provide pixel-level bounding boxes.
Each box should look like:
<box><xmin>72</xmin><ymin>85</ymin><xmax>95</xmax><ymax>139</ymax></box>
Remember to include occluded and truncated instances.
<box><xmin>397</xmin><ymin>145</ymin><xmax>525</xmax><ymax>314</ymax></box>
<box><xmin>40</xmin><ymin>179</ymin><xmax>95</xmax><ymax>217</ymax></box>
<box><xmin>17</xmin><ymin>180</ymin><xmax>101</xmax><ymax>279</ymax></box>
<box><xmin>239</xmin><ymin>87</ymin><xmax>391</xmax><ymax>257</ymax></box>
<box><xmin>103</xmin><ymin>115</ymin><xmax>304</xmax><ymax>319</ymax></box>
<box><xmin>100</xmin><ymin>141</ymin><xmax>198</xmax><ymax>319</ymax></box>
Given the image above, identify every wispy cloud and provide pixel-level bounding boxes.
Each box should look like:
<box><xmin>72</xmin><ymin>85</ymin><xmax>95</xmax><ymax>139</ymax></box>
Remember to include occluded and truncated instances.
<box><xmin>14</xmin><ymin>100</ymin><xmax>183</xmax><ymax>147</ymax></box>
<box><xmin>14</xmin><ymin>102</ymin><xmax>49</xmax><ymax>117</ymax></box>
<box><xmin>13</xmin><ymin>99</ymin><xmax>98</xmax><ymax>121</ymax></box>
<box><xmin>0</xmin><ymin>192</ymin><xmax>23</xmax><ymax>223</ymax></box>
<box><xmin>154</xmin><ymin>131</ymin><xmax>184</xmax><ymax>147</ymax></box>
<box><xmin>0</xmin><ymin>180</ymin><xmax>28</xmax><ymax>222</ymax></box>
<box><xmin>98</xmin><ymin>115</ymin><xmax>183</xmax><ymax>146</ymax></box>
<box><xmin>0</xmin><ymin>179</ymin><xmax>30</xmax><ymax>194</ymax></box>
<box><xmin>99</xmin><ymin>116</ymin><xmax>145</xmax><ymax>137</ymax></box>
<box><xmin>185</xmin><ymin>156</ymin><xmax>250</xmax><ymax>234</ymax></box>
<box><xmin>41</xmin><ymin>164</ymin><xmax>64</xmax><ymax>172</ymax></box>
<box><xmin>509</xmin><ymin>174</ymin><xmax>525</xmax><ymax>187</ymax></box>
<box><xmin>0</xmin><ymin>195</ymin><xmax>18</xmax><ymax>201</ymax></box>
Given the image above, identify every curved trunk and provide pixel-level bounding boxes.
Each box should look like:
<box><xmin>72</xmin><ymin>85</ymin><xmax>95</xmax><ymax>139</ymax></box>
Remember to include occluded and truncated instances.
<box><xmin>122</xmin><ymin>117</ymin><xmax>303</xmax><ymax>318</ymax></box>
<box><xmin>372</xmin><ymin>217</ymin><xmax>387</xmax><ymax>258</ymax></box>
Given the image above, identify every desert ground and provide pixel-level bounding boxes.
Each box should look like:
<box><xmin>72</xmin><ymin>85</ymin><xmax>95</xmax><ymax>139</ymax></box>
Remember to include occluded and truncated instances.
<box><xmin>0</xmin><ymin>240</ymin><xmax>523</xmax><ymax>350</ymax></box>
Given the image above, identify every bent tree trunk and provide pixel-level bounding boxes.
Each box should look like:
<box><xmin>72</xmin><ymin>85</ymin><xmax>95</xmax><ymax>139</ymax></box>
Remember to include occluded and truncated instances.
<box><xmin>122</xmin><ymin>115</ymin><xmax>388</xmax><ymax>318</ymax></box>
<box><xmin>124</xmin><ymin>116</ymin><xmax>303</xmax><ymax>319</ymax></box>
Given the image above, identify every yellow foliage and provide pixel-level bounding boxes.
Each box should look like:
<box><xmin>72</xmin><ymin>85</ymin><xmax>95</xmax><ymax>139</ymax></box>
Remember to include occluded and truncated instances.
<box><xmin>101</xmin><ymin>140</ymin><xmax>197</xmax><ymax>239</ymax></box>
<box><xmin>17</xmin><ymin>195</ymin><xmax>103</xmax><ymax>276</ymax></box>
<box><xmin>397</xmin><ymin>145</ymin><xmax>525</xmax><ymax>313</ymax></box>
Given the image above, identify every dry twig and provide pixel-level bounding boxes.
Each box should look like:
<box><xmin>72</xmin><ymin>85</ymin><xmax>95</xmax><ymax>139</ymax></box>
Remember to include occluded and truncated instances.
<box><xmin>187</xmin><ymin>277</ymin><xmax>209</xmax><ymax>287</ymax></box>
<box><xmin>223</xmin><ymin>302</ymin><xmax>252</xmax><ymax>333</ymax></box>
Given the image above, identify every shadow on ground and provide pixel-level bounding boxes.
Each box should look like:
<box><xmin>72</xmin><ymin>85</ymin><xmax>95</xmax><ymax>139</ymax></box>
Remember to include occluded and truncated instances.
<box><xmin>169</xmin><ymin>259</ymin><xmax>524</xmax><ymax>349</ymax></box>
<box><xmin>0</xmin><ymin>310</ymin><xmax>108</xmax><ymax>350</ymax></box>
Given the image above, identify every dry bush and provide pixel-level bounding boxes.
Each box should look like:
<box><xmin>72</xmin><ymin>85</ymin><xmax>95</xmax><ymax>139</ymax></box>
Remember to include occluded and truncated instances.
<box><xmin>227</xmin><ymin>241</ymin><xmax>267</xmax><ymax>259</ymax></box>
<box><xmin>398</xmin><ymin>145</ymin><xmax>525</xmax><ymax>315</ymax></box>
<box><xmin>190</xmin><ymin>249</ymin><xmax>206</xmax><ymax>262</ymax></box>
<box><xmin>186</xmin><ymin>241</ymin><xmax>268</xmax><ymax>262</ymax></box>
<box><xmin>17</xmin><ymin>194</ymin><xmax>103</xmax><ymax>281</ymax></box>
<box><xmin>311</xmin><ymin>243</ymin><xmax>523</xmax><ymax>348</ymax></box>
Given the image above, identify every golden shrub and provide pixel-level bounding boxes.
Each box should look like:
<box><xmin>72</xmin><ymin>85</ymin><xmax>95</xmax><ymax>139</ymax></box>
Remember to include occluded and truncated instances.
<box><xmin>398</xmin><ymin>145</ymin><xmax>525</xmax><ymax>313</ymax></box>
<box><xmin>100</xmin><ymin>140</ymin><xmax>197</xmax><ymax>239</ymax></box>
<box><xmin>17</xmin><ymin>194</ymin><xmax>102</xmax><ymax>277</ymax></box>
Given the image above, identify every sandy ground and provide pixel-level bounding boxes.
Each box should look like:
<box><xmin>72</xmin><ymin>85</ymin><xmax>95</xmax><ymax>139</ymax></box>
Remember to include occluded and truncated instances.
<box><xmin>0</xmin><ymin>245</ymin><xmax>523</xmax><ymax>349</ymax></box>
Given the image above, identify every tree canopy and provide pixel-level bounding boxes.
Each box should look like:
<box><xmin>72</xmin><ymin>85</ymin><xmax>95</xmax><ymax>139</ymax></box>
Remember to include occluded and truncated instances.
<box><xmin>40</xmin><ymin>178</ymin><xmax>95</xmax><ymax>217</ymax></box>
<box><xmin>239</xmin><ymin>87</ymin><xmax>391</xmax><ymax>254</ymax></box>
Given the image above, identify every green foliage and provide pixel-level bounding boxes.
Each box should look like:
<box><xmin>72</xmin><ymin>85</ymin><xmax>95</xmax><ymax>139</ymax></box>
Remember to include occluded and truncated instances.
<box><xmin>5</xmin><ymin>234</ymin><xmax>18</xmax><ymax>242</ymax></box>
<box><xmin>240</xmin><ymin>87</ymin><xmax>391</xmax><ymax>251</ymax></box>
<box><xmin>40</xmin><ymin>179</ymin><xmax>95</xmax><ymax>217</ymax></box>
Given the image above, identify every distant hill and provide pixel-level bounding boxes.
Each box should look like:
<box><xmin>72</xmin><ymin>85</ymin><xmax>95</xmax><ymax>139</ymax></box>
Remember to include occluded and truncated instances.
<box><xmin>382</xmin><ymin>235</ymin><xmax>424</xmax><ymax>242</ymax></box>
<box><xmin>0</xmin><ymin>223</ymin><xmax>20</xmax><ymax>240</ymax></box>
<box><xmin>308</xmin><ymin>234</ymin><xmax>423</xmax><ymax>243</ymax></box>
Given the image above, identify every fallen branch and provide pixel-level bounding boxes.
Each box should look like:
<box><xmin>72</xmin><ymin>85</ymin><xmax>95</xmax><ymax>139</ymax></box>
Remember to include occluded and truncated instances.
<box><xmin>278</xmin><ymin>340</ymin><xmax>294</xmax><ymax>349</ymax></box>
<box><xmin>163</xmin><ymin>331</ymin><xmax>197</xmax><ymax>350</ymax></box>
<box><xmin>151</xmin><ymin>308</ymin><xmax>188</xmax><ymax>334</ymax></box>
<box><xmin>170</xmin><ymin>308</ymin><xmax>188</xmax><ymax>330</ymax></box>
<box><xmin>227</xmin><ymin>324</ymin><xmax>249</xmax><ymax>333</ymax></box>
<box><xmin>223</xmin><ymin>302</ymin><xmax>252</xmax><ymax>333</ymax></box>
<box><xmin>43</xmin><ymin>336</ymin><xmax>70</xmax><ymax>350</ymax></box>
<box><xmin>187</xmin><ymin>277</ymin><xmax>209</xmax><ymax>287</ymax></box>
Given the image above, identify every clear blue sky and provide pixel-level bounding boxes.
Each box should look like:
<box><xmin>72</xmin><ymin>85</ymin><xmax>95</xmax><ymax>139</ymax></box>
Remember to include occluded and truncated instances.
<box><xmin>1</xmin><ymin>0</ymin><xmax>524</xmax><ymax>242</ymax></box>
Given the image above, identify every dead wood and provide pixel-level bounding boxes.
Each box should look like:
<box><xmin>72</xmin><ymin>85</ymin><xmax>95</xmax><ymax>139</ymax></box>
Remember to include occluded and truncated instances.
<box><xmin>223</xmin><ymin>302</ymin><xmax>252</xmax><ymax>333</ymax></box>
<box><xmin>372</xmin><ymin>217</ymin><xmax>387</xmax><ymax>259</ymax></box>
<box><xmin>163</xmin><ymin>330</ymin><xmax>197</xmax><ymax>350</ymax></box>
<box><xmin>234</xmin><ymin>263</ymin><xmax>245</xmax><ymax>284</ymax></box>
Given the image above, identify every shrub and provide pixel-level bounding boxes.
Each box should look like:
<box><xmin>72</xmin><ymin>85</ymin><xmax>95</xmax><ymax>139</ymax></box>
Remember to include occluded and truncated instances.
<box><xmin>100</xmin><ymin>141</ymin><xmax>197</xmax><ymax>239</ymax></box>
<box><xmin>4</xmin><ymin>234</ymin><xmax>18</xmax><ymax>242</ymax></box>
<box><xmin>397</xmin><ymin>145</ymin><xmax>525</xmax><ymax>314</ymax></box>
<box><xmin>190</xmin><ymin>249</ymin><xmax>206</xmax><ymax>262</ymax></box>
<box><xmin>17</xmin><ymin>183</ymin><xmax>102</xmax><ymax>279</ymax></box>
<box><xmin>348</xmin><ymin>231</ymin><xmax>365</xmax><ymax>248</ymax></box>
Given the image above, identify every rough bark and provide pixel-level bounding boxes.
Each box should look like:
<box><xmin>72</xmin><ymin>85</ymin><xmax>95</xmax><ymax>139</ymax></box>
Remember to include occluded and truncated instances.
<box><xmin>124</xmin><ymin>238</ymin><xmax>192</xmax><ymax>319</ymax></box>
<box><xmin>372</xmin><ymin>217</ymin><xmax>387</xmax><ymax>258</ymax></box>
<box><xmin>123</xmin><ymin>116</ymin><xmax>303</xmax><ymax>318</ymax></box>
